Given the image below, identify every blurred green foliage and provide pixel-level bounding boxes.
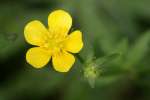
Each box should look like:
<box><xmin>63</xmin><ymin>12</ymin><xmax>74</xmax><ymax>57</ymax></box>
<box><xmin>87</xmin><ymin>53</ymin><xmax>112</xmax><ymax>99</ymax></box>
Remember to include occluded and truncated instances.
<box><xmin>0</xmin><ymin>0</ymin><xmax>150</xmax><ymax>100</ymax></box>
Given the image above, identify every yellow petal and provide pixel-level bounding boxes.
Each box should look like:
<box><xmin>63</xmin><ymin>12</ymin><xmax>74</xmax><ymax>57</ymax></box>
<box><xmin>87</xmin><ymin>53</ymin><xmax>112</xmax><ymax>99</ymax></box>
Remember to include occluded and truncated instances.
<box><xmin>52</xmin><ymin>51</ymin><xmax>75</xmax><ymax>72</ymax></box>
<box><xmin>24</xmin><ymin>20</ymin><xmax>49</xmax><ymax>46</ymax></box>
<box><xmin>48</xmin><ymin>10</ymin><xmax>72</xmax><ymax>37</ymax></box>
<box><xmin>63</xmin><ymin>30</ymin><xmax>83</xmax><ymax>53</ymax></box>
<box><xmin>26</xmin><ymin>47</ymin><xmax>51</xmax><ymax>68</ymax></box>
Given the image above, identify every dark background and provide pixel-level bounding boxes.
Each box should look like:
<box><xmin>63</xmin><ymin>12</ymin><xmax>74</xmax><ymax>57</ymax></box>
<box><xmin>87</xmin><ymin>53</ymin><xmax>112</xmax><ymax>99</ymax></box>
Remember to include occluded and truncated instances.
<box><xmin>0</xmin><ymin>0</ymin><xmax>150</xmax><ymax>100</ymax></box>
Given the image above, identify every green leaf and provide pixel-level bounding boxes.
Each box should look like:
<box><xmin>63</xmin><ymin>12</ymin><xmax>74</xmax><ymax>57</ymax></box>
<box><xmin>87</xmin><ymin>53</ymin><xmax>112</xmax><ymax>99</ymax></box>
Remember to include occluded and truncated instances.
<box><xmin>78</xmin><ymin>0</ymin><xmax>118</xmax><ymax>53</ymax></box>
<box><xmin>95</xmin><ymin>53</ymin><xmax>121</xmax><ymax>66</ymax></box>
<box><xmin>124</xmin><ymin>31</ymin><xmax>150</xmax><ymax>69</ymax></box>
<box><xmin>96</xmin><ymin>75</ymin><xmax>123</xmax><ymax>87</ymax></box>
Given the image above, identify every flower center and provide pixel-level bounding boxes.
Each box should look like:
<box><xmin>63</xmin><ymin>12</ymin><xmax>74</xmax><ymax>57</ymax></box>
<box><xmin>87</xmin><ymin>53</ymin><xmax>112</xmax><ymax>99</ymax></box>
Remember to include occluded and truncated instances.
<box><xmin>42</xmin><ymin>38</ymin><xmax>64</xmax><ymax>54</ymax></box>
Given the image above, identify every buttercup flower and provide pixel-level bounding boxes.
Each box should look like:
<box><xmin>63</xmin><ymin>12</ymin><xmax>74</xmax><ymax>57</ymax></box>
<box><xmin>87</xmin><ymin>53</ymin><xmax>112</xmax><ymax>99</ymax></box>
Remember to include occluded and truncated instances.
<box><xmin>24</xmin><ymin>10</ymin><xmax>83</xmax><ymax>72</ymax></box>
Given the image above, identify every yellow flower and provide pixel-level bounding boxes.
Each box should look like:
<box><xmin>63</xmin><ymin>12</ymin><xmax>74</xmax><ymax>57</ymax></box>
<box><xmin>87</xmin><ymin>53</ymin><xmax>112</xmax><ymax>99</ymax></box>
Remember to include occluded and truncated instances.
<box><xmin>24</xmin><ymin>10</ymin><xmax>83</xmax><ymax>72</ymax></box>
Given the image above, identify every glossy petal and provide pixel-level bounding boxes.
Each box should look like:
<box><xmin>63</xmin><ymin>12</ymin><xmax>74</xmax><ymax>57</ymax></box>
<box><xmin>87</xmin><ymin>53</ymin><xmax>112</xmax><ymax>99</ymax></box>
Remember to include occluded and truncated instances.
<box><xmin>63</xmin><ymin>30</ymin><xmax>83</xmax><ymax>53</ymax></box>
<box><xmin>24</xmin><ymin>20</ymin><xmax>49</xmax><ymax>46</ymax></box>
<box><xmin>26</xmin><ymin>47</ymin><xmax>51</xmax><ymax>68</ymax></box>
<box><xmin>48</xmin><ymin>10</ymin><xmax>72</xmax><ymax>38</ymax></box>
<box><xmin>52</xmin><ymin>51</ymin><xmax>75</xmax><ymax>72</ymax></box>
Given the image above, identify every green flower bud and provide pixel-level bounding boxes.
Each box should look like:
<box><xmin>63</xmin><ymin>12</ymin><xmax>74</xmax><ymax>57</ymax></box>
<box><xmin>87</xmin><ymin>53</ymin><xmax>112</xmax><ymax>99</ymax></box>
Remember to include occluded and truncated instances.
<box><xmin>83</xmin><ymin>62</ymin><xmax>100</xmax><ymax>88</ymax></box>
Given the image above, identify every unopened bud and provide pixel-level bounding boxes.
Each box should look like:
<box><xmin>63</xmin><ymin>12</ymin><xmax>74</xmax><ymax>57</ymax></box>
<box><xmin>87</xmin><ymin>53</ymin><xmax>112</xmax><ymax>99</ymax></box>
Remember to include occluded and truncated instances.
<box><xmin>84</xmin><ymin>62</ymin><xmax>100</xmax><ymax>88</ymax></box>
